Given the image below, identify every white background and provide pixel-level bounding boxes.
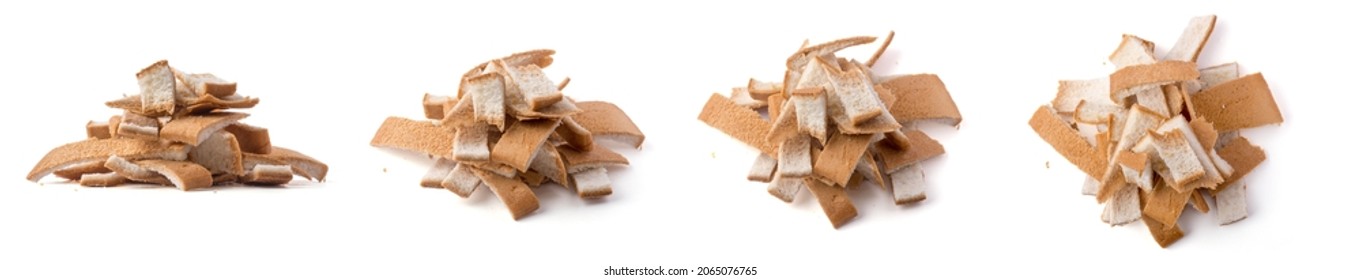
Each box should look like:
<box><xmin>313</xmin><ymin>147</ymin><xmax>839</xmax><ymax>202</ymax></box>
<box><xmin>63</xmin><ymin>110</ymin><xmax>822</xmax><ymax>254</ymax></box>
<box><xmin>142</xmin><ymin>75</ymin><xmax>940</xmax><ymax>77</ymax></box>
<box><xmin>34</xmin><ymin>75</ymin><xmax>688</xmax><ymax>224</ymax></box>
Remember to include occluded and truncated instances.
<box><xmin>1</xmin><ymin>0</ymin><xmax>1355</xmax><ymax>279</ymax></box>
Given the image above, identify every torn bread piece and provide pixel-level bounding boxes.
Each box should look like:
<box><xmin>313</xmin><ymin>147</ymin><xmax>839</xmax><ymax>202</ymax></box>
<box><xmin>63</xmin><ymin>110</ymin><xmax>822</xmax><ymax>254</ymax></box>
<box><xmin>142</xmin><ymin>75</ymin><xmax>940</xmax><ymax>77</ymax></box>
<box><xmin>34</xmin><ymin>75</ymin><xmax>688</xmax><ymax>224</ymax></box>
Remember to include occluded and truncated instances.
<box><xmin>747</xmin><ymin>153</ymin><xmax>778</xmax><ymax>183</ymax></box>
<box><xmin>571</xmin><ymin>167</ymin><xmax>612</xmax><ymax>198</ymax></box>
<box><xmin>79</xmin><ymin>173</ymin><xmax>128</xmax><ymax>187</ymax></box>
<box><xmin>575</xmin><ymin>101</ymin><xmax>646</xmax><ymax>149</ymax></box>
<box><xmin>1031</xmin><ymin>15</ymin><xmax>1278</xmax><ymax>247</ymax></box>
<box><xmin>804</xmin><ymin>178</ymin><xmax>858</xmax><ymax>228</ymax></box>
<box><xmin>136</xmin><ymin>60</ymin><xmax>177</xmax><ymax>117</ymax></box>
<box><xmin>421</xmin><ymin>158</ymin><xmax>458</xmax><ymax>188</ymax></box>
<box><xmin>888</xmin><ymin>164</ymin><xmax>926</xmax><ymax>204</ymax></box>
<box><xmin>241</xmin><ymin>164</ymin><xmax>293</xmax><ymax>186</ymax></box>
<box><xmin>160</xmin><ymin>112</ymin><xmax>248</xmax><ymax>146</ymax></box>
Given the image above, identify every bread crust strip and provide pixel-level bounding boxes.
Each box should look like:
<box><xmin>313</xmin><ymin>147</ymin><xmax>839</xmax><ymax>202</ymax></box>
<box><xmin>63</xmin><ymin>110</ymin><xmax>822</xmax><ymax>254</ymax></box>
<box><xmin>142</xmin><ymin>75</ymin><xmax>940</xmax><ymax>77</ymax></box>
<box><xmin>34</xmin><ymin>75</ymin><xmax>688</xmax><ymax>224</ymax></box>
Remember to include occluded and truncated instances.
<box><xmin>804</xmin><ymin>178</ymin><xmax>858</xmax><ymax>228</ymax></box>
<box><xmin>28</xmin><ymin>139</ymin><xmax>189</xmax><ymax>182</ymax></box>
<box><xmin>811</xmin><ymin>133</ymin><xmax>873</xmax><ymax>186</ymax></box>
<box><xmin>370</xmin><ymin>116</ymin><xmax>454</xmax><ymax>158</ymax></box>
<box><xmin>1029</xmin><ymin>106</ymin><xmax>1103</xmax><ymax>178</ymax></box>
<box><xmin>878</xmin><ymin>74</ymin><xmax>962</xmax><ymax>126</ymax></box>
<box><xmin>489</xmin><ymin>119</ymin><xmax>560</xmax><ymax>172</ymax></box>
<box><xmin>160</xmin><ymin>112</ymin><xmax>248</xmax><ymax>145</ymax></box>
<box><xmin>699</xmin><ymin>93</ymin><xmax>776</xmax><ymax>156</ymax></box>
<box><xmin>574</xmin><ymin>101</ymin><xmax>645</xmax><ymax>149</ymax></box>
<box><xmin>1190</xmin><ymin>73</ymin><xmax>1283</xmax><ymax>131</ymax></box>
<box><xmin>472</xmin><ymin>168</ymin><xmax>540</xmax><ymax>220</ymax></box>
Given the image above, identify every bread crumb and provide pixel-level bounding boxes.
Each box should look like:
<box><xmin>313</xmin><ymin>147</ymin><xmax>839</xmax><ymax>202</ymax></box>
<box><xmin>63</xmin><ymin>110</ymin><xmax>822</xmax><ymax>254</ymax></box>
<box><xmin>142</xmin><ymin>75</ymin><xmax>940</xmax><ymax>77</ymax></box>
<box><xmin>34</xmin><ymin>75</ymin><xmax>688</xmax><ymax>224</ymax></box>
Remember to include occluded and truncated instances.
<box><xmin>710</xmin><ymin>152</ymin><xmax>716</xmax><ymax>159</ymax></box>
<box><xmin>1045</xmin><ymin>161</ymin><xmax>1050</xmax><ymax>169</ymax></box>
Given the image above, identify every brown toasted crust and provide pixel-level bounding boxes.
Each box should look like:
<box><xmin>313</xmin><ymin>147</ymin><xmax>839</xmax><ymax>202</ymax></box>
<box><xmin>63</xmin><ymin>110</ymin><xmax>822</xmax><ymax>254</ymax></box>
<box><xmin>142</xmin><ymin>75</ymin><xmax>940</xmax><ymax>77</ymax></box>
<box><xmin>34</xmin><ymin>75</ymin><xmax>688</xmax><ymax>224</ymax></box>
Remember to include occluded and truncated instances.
<box><xmin>104</xmin><ymin>155</ymin><xmax>172</xmax><ymax>185</ymax></box>
<box><xmin>1029</xmin><ymin>106</ymin><xmax>1105</xmax><ymax>178</ymax></box>
<box><xmin>1188</xmin><ymin>117</ymin><xmax>1218</xmax><ymax>152</ymax></box>
<box><xmin>53</xmin><ymin>160</ymin><xmax>112</xmax><ymax>181</ymax></box>
<box><xmin>240</xmin><ymin>164</ymin><xmax>293</xmax><ymax>186</ymax></box>
<box><xmin>117</xmin><ymin>112</ymin><xmax>160</xmax><ymax>141</ymax></box>
<box><xmin>1116</xmin><ymin>150</ymin><xmax>1148</xmax><ymax>172</ymax></box>
<box><xmin>137</xmin><ymin>159</ymin><xmax>213</xmax><ymax>190</ymax></box>
<box><xmin>160</xmin><ymin>112</ymin><xmax>248</xmax><ymax>145</ymax></box>
<box><xmin>557</xmin><ymin>143</ymin><xmax>629</xmax><ymax>173</ymax></box>
<box><xmin>878</xmin><ymin>74</ymin><xmax>962</xmax><ymax>126</ymax></box>
<box><xmin>489</xmin><ymin>119</ymin><xmax>559</xmax><ymax>172</ymax></box>
<box><xmin>1142</xmin><ymin>213</ymin><xmax>1184</xmax><ymax>248</ymax></box>
<box><xmin>767</xmin><ymin>94</ymin><xmax>786</xmax><ymax>120</ymax></box>
<box><xmin>1109</xmin><ymin>61</ymin><xmax>1200</xmax><ymax>99</ymax></box>
<box><xmin>422</xmin><ymin>93</ymin><xmax>451</xmax><ymax>120</ymax></box>
<box><xmin>574</xmin><ymin>101</ymin><xmax>645</xmax><ymax>148</ymax></box>
<box><xmin>1190</xmin><ymin>73</ymin><xmax>1282</xmax><ymax>131</ymax></box>
<box><xmin>699</xmin><ymin>93</ymin><xmax>776</xmax><ymax>156</ymax></box>
<box><xmin>554</xmin><ymin>117</ymin><xmax>594</xmax><ymax>152</ymax></box>
<box><xmin>28</xmin><ymin>139</ymin><xmax>189</xmax><ymax>182</ymax></box>
<box><xmin>269</xmin><ymin>147</ymin><xmax>328</xmax><ymax>181</ymax></box>
<box><xmin>1190</xmin><ymin>190</ymin><xmax>1211</xmax><ymax>213</ymax></box>
<box><xmin>223</xmin><ymin>123</ymin><xmax>271</xmax><ymax>154</ymax></box>
<box><xmin>179</xmin><ymin>95</ymin><xmax>260</xmax><ymax>116</ymax></box>
<box><xmin>370</xmin><ymin>116</ymin><xmax>454</xmax><ymax>158</ymax></box>
<box><xmin>878</xmin><ymin>130</ymin><xmax>944</xmax><ymax>173</ymax></box>
<box><xmin>79</xmin><ymin>173</ymin><xmax>127</xmax><ymax>187</ymax></box>
<box><xmin>811</xmin><ymin>133</ymin><xmax>873</xmax><ymax>186</ymax></box>
<box><xmin>471</xmin><ymin>168</ymin><xmax>540</xmax><ymax>220</ymax></box>
<box><xmin>1143</xmin><ymin>183</ymin><xmax>1193</xmax><ymax>230</ymax></box>
<box><xmin>866</xmin><ymin>31</ymin><xmax>895</xmax><ymax>68</ymax></box>
<box><xmin>804</xmin><ymin>178</ymin><xmax>858</xmax><ymax>228</ymax></box>
<box><xmin>524</xmin><ymin>143</ymin><xmax>567</xmax><ymax>187</ymax></box>
<box><xmin>86</xmin><ymin>121</ymin><xmax>111</xmax><ymax>139</ymax></box>
<box><xmin>1213</xmin><ymin>137</ymin><xmax>1265</xmax><ymax>194</ymax></box>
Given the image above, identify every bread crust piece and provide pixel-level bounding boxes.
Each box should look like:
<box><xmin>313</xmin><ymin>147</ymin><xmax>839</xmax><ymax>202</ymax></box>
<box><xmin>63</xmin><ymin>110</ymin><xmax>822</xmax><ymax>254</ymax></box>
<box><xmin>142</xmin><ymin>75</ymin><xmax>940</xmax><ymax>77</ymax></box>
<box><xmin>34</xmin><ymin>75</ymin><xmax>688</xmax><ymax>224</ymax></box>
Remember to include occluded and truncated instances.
<box><xmin>1030</xmin><ymin>106</ymin><xmax>1105</xmax><ymax>178</ymax></box>
<box><xmin>160</xmin><ymin>112</ymin><xmax>248</xmax><ymax>145</ymax></box>
<box><xmin>1163</xmin><ymin>15</ymin><xmax>1217</xmax><ymax>63</ymax></box>
<box><xmin>811</xmin><ymin>133</ymin><xmax>872</xmax><ymax>186</ymax></box>
<box><xmin>86</xmin><ymin>121</ymin><xmax>112</xmax><ymax>139</ymax></box>
<box><xmin>268</xmin><ymin>147</ymin><xmax>328</xmax><ymax>181</ymax></box>
<box><xmin>422</xmin><ymin>93</ymin><xmax>452</xmax><ymax>120</ymax></box>
<box><xmin>241</xmin><ymin>164</ymin><xmax>293</xmax><ymax>186</ymax></box>
<box><xmin>571</xmin><ymin>167</ymin><xmax>612</xmax><ymax>198</ymax></box>
<box><xmin>1190</xmin><ymin>73</ymin><xmax>1283</xmax><ymax>131</ymax></box>
<box><xmin>79</xmin><ymin>173</ymin><xmax>127</xmax><ymax>187</ymax></box>
<box><xmin>1143</xmin><ymin>182</ymin><xmax>1194</xmax><ymax>230</ymax></box>
<box><xmin>464</xmin><ymin>73</ymin><xmax>506</xmax><ymax>130</ymax></box>
<box><xmin>136</xmin><ymin>60</ymin><xmax>177</xmax><ymax>117</ymax></box>
<box><xmin>557</xmin><ymin>143</ymin><xmax>628</xmax><ymax>174</ymax></box>
<box><xmin>1212</xmin><ymin>136</ymin><xmax>1265</xmax><ymax>194</ymax></box>
<box><xmin>878</xmin><ymin>129</ymin><xmax>944</xmax><ymax>173</ymax></box>
<box><xmin>804</xmin><ymin>178</ymin><xmax>858</xmax><ymax>228</ymax></box>
<box><xmin>878</xmin><ymin>74</ymin><xmax>962</xmax><ymax>126</ymax></box>
<box><xmin>370</xmin><ymin>116</ymin><xmax>454</xmax><ymax>158</ymax></box>
<box><xmin>574</xmin><ymin>101</ymin><xmax>645</xmax><ymax>148</ymax></box>
<box><xmin>53</xmin><ymin>160</ymin><xmax>112</xmax><ymax>181</ymax></box>
<box><xmin>1108</xmin><ymin>34</ymin><xmax>1157</xmax><ymax>69</ymax></box>
<box><xmin>189</xmin><ymin>131</ymin><xmax>244</xmax><ymax>175</ymax></box>
<box><xmin>471</xmin><ymin>168</ymin><xmax>540</xmax><ymax>220</ymax></box>
<box><xmin>136</xmin><ymin>159</ymin><xmax>213</xmax><ymax>190</ymax></box>
<box><xmin>554</xmin><ymin>117</ymin><xmax>594</xmax><ymax>152</ymax></box>
<box><xmin>489</xmin><ymin>119</ymin><xmax>559</xmax><ymax>172</ymax></box>
<box><xmin>699</xmin><ymin>93</ymin><xmax>776</xmax><ymax>156</ymax></box>
<box><xmin>223</xmin><ymin>123</ymin><xmax>271</xmax><ymax>154</ymax></box>
<box><xmin>28</xmin><ymin>138</ymin><xmax>189</xmax><ymax>182</ymax></box>
<box><xmin>1109</xmin><ymin>61</ymin><xmax>1200</xmax><ymax>102</ymax></box>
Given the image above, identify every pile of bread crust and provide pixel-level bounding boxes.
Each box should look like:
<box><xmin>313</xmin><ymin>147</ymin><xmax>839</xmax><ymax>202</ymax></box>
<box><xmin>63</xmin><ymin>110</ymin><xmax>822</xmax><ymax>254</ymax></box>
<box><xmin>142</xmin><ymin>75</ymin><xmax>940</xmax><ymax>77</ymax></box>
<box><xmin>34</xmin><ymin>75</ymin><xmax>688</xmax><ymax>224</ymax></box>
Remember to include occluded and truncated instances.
<box><xmin>1030</xmin><ymin>15</ymin><xmax>1281</xmax><ymax>247</ymax></box>
<box><xmin>27</xmin><ymin>60</ymin><xmax>328</xmax><ymax>190</ymax></box>
<box><xmin>699</xmin><ymin>33</ymin><xmax>962</xmax><ymax>228</ymax></box>
<box><xmin>371</xmin><ymin>50</ymin><xmax>644</xmax><ymax>220</ymax></box>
